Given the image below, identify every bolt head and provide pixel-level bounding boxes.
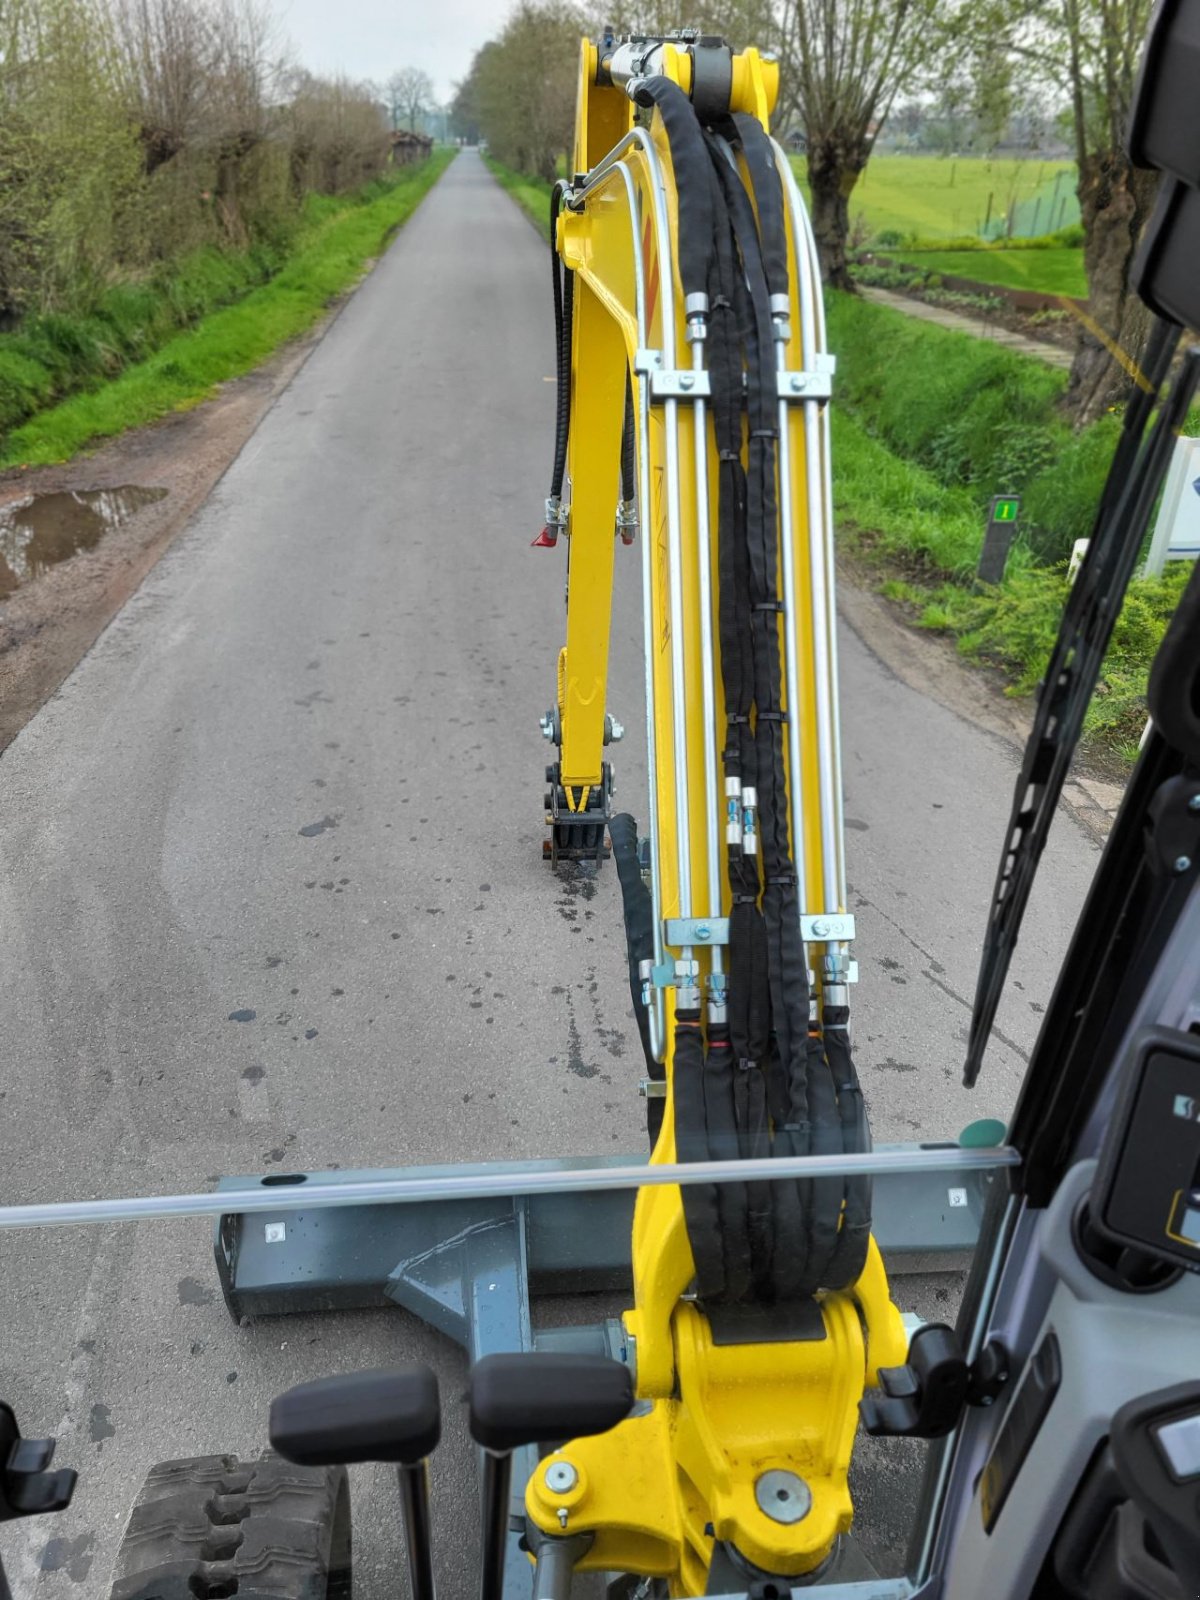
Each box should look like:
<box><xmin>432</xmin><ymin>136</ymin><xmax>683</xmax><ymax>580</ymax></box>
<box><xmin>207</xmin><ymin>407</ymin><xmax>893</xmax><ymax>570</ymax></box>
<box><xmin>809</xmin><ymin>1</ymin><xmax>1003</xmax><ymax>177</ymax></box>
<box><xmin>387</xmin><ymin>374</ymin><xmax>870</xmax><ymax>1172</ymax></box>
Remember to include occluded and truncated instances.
<box><xmin>755</xmin><ymin>1469</ymin><xmax>811</xmax><ymax>1525</ymax></box>
<box><xmin>545</xmin><ymin>1460</ymin><xmax>579</xmax><ymax>1494</ymax></box>
<box><xmin>1174</xmin><ymin>854</ymin><xmax>1193</xmax><ymax>874</ymax></box>
<box><xmin>1189</xmin><ymin>794</ymin><xmax>1200</xmax><ymax>813</ymax></box>
<box><xmin>695</xmin><ymin>925</ymin><xmax>711</xmax><ymax>941</ymax></box>
<box><xmin>811</xmin><ymin>919</ymin><xmax>829</xmax><ymax>938</ymax></box>
<box><xmin>791</xmin><ymin>374</ymin><xmax>806</xmax><ymax>391</ymax></box>
<box><xmin>679</xmin><ymin>373</ymin><xmax>694</xmax><ymax>390</ymax></box>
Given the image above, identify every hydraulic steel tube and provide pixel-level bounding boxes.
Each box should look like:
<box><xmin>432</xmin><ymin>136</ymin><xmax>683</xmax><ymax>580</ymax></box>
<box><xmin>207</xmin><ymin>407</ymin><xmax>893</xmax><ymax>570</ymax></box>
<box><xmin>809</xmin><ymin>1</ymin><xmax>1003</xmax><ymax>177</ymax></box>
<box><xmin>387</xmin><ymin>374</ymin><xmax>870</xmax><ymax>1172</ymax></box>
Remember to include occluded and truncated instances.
<box><xmin>398</xmin><ymin>1460</ymin><xmax>437</xmax><ymax>1600</ymax></box>
<box><xmin>772</xmin><ymin>141</ymin><xmax>847</xmax><ymax>916</ymax></box>
<box><xmin>805</xmin><ymin>206</ymin><xmax>848</xmax><ymax>909</ymax></box>
<box><xmin>773</xmin><ymin>320</ymin><xmax>810</xmax><ymax>919</ymax></box>
<box><xmin>532</xmin><ymin>1532</ymin><xmax>592</xmax><ymax>1598</ymax></box>
<box><xmin>690</xmin><ymin>328</ymin><xmax>724</xmax><ymax>986</ymax></box>
<box><xmin>664</xmin><ymin>389</ymin><xmax>693</xmax><ymax>937</ymax></box>
<box><xmin>581</xmin><ymin>153</ymin><xmax>666</xmax><ymax>1059</ymax></box>
<box><xmin>574</xmin><ymin>131</ymin><xmax>681</xmax><ymax>1045</ymax></box>
<box><xmin>478</xmin><ymin>1450</ymin><xmax>511</xmax><ymax>1600</ymax></box>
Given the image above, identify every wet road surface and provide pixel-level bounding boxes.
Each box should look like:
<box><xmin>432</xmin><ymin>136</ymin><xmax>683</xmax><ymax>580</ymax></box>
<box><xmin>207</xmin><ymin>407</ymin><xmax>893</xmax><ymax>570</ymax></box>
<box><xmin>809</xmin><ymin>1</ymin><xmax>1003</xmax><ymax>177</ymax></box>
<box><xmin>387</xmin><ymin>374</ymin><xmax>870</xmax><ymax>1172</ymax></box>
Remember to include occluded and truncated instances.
<box><xmin>0</xmin><ymin>151</ymin><xmax>1102</xmax><ymax>1596</ymax></box>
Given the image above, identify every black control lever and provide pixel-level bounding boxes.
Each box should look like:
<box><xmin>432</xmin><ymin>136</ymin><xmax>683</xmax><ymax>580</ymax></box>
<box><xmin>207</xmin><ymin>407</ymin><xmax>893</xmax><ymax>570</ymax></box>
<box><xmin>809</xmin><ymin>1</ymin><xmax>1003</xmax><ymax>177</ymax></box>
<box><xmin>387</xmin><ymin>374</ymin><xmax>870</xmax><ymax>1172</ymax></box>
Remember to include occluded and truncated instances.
<box><xmin>860</xmin><ymin>1324</ymin><xmax>1009</xmax><ymax>1439</ymax></box>
<box><xmin>1</xmin><ymin>1401</ymin><xmax>76</xmax><ymax>1600</ymax></box>
<box><xmin>1111</xmin><ymin>1382</ymin><xmax>1200</xmax><ymax>1598</ymax></box>
<box><xmin>270</xmin><ymin>1366</ymin><xmax>440</xmax><ymax>1600</ymax></box>
<box><xmin>468</xmin><ymin>1352</ymin><xmax>634</xmax><ymax>1600</ymax></box>
<box><xmin>1</xmin><ymin>1402</ymin><xmax>76</xmax><ymax>1522</ymax></box>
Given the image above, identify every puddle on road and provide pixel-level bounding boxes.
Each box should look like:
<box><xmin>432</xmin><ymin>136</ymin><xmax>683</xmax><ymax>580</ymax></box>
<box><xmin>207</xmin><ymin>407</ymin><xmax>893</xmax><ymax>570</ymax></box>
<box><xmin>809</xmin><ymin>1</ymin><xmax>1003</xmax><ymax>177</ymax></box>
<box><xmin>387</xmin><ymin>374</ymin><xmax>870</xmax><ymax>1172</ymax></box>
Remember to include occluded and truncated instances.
<box><xmin>0</xmin><ymin>486</ymin><xmax>168</xmax><ymax>599</ymax></box>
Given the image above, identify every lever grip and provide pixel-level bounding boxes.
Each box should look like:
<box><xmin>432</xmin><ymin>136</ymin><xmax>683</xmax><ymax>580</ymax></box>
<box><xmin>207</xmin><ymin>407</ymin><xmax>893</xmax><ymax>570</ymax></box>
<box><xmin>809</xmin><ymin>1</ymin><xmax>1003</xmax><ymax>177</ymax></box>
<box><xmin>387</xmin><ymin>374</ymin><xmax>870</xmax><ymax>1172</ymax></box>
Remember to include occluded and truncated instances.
<box><xmin>468</xmin><ymin>1353</ymin><xmax>633</xmax><ymax>1454</ymax></box>
<box><xmin>270</xmin><ymin>1366</ymin><xmax>440</xmax><ymax>1466</ymax></box>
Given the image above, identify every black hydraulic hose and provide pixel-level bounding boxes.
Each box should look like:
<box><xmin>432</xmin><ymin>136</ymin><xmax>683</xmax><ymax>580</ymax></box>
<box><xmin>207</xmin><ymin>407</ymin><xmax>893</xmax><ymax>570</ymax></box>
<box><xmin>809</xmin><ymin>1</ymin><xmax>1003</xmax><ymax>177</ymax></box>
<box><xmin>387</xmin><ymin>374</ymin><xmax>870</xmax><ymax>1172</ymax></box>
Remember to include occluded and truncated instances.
<box><xmin>731</xmin><ymin>114</ymin><xmax>788</xmax><ymax>299</ymax></box>
<box><xmin>637</xmin><ymin>83</ymin><xmax>861</xmax><ymax>1301</ymax></box>
<box><xmin>703</xmin><ymin>146</ymin><xmax>782</xmax><ymax>1301</ymax></box>
<box><xmin>731</xmin><ymin>112</ymin><xmax>873</xmax><ymax>1291</ymax></box>
<box><xmin>609</xmin><ymin>812</ymin><xmax>663</xmax><ymax>1145</ymax></box>
<box><xmin>620</xmin><ymin>372</ymin><xmax>636</xmax><ymax>505</ymax></box>
<box><xmin>629</xmin><ymin>77</ymin><xmax>715</xmax><ymax>298</ymax></box>
<box><xmin>549</xmin><ymin>182</ymin><xmax>574</xmax><ymax>503</ymax></box>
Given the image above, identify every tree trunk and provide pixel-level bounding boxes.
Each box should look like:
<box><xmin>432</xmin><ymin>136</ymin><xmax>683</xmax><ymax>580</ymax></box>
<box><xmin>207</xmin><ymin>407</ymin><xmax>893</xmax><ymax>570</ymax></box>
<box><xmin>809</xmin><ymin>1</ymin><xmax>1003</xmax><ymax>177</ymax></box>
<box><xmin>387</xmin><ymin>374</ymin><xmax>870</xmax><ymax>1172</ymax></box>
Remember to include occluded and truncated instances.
<box><xmin>807</xmin><ymin>134</ymin><xmax>868</xmax><ymax>291</ymax></box>
<box><xmin>1065</xmin><ymin>150</ymin><xmax>1159</xmax><ymax>427</ymax></box>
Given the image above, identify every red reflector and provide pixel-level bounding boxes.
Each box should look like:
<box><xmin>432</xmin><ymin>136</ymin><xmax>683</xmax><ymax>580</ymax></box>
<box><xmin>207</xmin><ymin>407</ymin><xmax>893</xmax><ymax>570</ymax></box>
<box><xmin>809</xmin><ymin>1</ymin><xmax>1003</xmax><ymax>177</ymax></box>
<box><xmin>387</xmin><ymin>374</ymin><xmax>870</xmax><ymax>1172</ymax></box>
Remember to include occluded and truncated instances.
<box><xmin>532</xmin><ymin>526</ymin><xmax>558</xmax><ymax>547</ymax></box>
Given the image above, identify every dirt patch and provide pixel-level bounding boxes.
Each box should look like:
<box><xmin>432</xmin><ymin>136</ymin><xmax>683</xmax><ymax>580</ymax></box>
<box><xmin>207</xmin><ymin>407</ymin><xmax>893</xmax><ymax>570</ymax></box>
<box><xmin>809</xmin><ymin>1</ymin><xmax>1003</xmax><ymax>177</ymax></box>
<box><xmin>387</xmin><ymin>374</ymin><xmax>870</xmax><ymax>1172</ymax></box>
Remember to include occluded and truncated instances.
<box><xmin>0</xmin><ymin>329</ymin><xmax>323</xmax><ymax>754</ymax></box>
<box><xmin>855</xmin><ymin>255</ymin><xmax>1080</xmax><ymax>350</ymax></box>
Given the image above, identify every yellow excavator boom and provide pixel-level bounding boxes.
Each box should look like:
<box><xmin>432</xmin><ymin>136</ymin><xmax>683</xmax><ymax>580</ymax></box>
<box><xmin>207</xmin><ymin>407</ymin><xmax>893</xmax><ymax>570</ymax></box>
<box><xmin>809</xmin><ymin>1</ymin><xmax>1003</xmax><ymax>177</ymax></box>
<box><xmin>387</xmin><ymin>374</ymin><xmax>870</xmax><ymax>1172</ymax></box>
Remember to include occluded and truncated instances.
<box><xmin>530</xmin><ymin>33</ymin><xmax>907</xmax><ymax>1594</ymax></box>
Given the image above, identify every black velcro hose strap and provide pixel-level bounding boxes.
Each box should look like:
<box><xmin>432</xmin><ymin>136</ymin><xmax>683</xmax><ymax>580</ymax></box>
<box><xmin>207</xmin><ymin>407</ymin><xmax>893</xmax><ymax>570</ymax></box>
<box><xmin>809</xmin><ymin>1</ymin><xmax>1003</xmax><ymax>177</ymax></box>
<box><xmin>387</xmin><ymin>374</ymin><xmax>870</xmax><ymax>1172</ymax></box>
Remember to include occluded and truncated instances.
<box><xmin>735</xmin><ymin>115</ymin><xmax>876</xmax><ymax>1292</ymax></box>
<box><xmin>632</xmin><ymin>77</ymin><xmax>714</xmax><ymax>298</ymax></box>
<box><xmin>821</xmin><ymin>1009</ymin><xmax>872</xmax><ymax>1287</ymax></box>
<box><xmin>709</xmin><ymin>135</ymin><xmax>849</xmax><ymax>1300</ymax></box>
<box><xmin>674</xmin><ymin>1008</ymin><xmax>726</xmax><ymax>1299</ymax></box>
<box><xmin>704</xmin><ymin>1021</ymin><xmax>753</xmax><ymax>1300</ymax></box>
<box><xmin>609</xmin><ymin>814</ymin><xmax>659</xmax><ymax>1119</ymax></box>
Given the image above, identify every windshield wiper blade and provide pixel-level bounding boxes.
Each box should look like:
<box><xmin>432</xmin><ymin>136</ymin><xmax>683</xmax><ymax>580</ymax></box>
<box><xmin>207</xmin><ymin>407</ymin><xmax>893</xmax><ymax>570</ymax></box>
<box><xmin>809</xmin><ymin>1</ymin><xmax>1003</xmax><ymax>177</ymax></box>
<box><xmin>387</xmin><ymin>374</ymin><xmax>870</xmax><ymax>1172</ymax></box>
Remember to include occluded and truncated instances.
<box><xmin>963</xmin><ymin>327</ymin><xmax>1195</xmax><ymax>1089</ymax></box>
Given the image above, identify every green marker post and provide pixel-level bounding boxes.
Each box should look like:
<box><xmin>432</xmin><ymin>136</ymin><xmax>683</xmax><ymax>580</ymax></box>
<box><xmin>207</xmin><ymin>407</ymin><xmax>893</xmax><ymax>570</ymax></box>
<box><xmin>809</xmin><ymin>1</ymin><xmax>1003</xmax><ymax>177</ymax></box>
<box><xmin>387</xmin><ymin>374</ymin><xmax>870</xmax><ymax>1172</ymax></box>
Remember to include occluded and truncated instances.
<box><xmin>978</xmin><ymin>494</ymin><xmax>1021</xmax><ymax>584</ymax></box>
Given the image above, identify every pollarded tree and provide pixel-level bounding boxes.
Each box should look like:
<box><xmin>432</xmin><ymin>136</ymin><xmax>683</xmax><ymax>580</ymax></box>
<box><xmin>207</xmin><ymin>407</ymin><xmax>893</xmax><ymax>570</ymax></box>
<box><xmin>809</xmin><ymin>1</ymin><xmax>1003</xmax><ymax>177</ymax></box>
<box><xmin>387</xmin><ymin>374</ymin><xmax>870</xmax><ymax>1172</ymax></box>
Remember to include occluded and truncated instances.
<box><xmin>775</xmin><ymin>0</ymin><xmax>941</xmax><ymax>287</ymax></box>
<box><xmin>967</xmin><ymin>0</ymin><xmax>1157</xmax><ymax>424</ymax></box>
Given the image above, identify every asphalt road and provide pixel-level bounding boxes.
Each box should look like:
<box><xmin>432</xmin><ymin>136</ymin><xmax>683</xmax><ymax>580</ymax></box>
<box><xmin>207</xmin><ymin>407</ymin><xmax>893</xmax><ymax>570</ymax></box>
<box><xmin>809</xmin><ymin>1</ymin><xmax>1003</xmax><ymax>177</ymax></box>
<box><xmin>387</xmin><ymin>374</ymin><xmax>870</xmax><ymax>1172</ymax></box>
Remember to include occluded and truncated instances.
<box><xmin>0</xmin><ymin>151</ymin><xmax>1103</xmax><ymax>1597</ymax></box>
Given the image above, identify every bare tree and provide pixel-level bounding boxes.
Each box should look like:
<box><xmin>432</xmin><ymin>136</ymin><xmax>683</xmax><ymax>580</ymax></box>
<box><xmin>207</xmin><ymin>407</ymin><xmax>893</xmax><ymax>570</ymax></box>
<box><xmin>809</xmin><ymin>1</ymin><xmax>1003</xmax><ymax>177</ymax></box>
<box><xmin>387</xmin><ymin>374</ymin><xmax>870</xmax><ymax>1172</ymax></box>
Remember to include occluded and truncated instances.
<box><xmin>601</xmin><ymin>0</ymin><xmax>775</xmax><ymax>45</ymax></box>
<box><xmin>965</xmin><ymin>0</ymin><xmax>1156</xmax><ymax>423</ymax></box>
<box><xmin>775</xmin><ymin>0</ymin><xmax>939</xmax><ymax>287</ymax></box>
<box><xmin>386</xmin><ymin>65</ymin><xmax>434</xmax><ymax>132</ymax></box>
<box><xmin>1050</xmin><ymin>0</ymin><xmax>1155</xmax><ymax>424</ymax></box>
<box><xmin>109</xmin><ymin>0</ymin><xmax>217</xmax><ymax>173</ymax></box>
<box><xmin>457</xmin><ymin>3</ymin><xmax>582</xmax><ymax>180</ymax></box>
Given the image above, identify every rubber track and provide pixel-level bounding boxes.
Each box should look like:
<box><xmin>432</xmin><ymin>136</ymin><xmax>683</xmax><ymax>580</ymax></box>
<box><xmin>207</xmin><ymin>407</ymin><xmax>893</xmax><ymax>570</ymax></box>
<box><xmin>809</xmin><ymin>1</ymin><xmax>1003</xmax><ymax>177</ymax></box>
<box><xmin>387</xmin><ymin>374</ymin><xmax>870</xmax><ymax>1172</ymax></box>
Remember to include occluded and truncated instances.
<box><xmin>109</xmin><ymin>1453</ymin><xmax>350</xmax><ymax>1600</ymax></box>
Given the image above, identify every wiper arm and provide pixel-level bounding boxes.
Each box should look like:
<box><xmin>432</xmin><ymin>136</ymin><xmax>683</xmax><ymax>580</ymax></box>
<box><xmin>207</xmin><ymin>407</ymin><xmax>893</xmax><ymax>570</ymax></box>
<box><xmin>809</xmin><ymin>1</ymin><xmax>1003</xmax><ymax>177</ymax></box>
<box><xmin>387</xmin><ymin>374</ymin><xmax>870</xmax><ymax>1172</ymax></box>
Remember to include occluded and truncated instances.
<box><xmin>963</xmin><ymin>326</ymin><xmax>1196</xmax><ymax>1089</ymax></box>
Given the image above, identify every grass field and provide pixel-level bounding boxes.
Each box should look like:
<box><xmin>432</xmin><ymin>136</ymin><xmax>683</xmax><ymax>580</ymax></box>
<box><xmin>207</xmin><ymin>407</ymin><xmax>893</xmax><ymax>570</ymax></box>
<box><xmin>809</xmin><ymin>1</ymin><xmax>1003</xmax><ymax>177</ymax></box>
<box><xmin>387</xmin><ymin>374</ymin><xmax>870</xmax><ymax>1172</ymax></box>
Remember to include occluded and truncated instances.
<box><xmin>1</xmin><ymin>152</ymin><xmax>453</xmax><ymax>468</ymax></box>
<box><xmin>791</xmin><ymin>153</ymin><xmax>1078</xmax><ymax>242</ymax></box>
<box><xmin>888</xmin><ymin>246</ymin><xmax>1087</xmax><ymax>296</ymax></box>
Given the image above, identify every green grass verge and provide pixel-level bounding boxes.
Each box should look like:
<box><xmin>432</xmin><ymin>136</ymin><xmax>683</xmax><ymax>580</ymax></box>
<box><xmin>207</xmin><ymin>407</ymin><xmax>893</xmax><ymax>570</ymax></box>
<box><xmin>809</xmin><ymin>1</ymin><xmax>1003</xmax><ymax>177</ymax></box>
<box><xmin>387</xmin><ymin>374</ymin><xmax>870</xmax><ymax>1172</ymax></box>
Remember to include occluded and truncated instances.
<box><xmin>791</xmin><ymin>153</ymin><xmax>1078</xmax><ymax>242</ymax></box>
<box><xmin>887</xmin><ymin>246</ymin><xmax>1086</xmax><ymax>297</ymax></box>
<box><xmin>484</xmin><ymin>156</ymin><xmax>554</xmax><ymax>238</ymax></box>
<box><xmin>873</xmin><ymin>563</ymin><xmax>1190</xmax><ymax>764</ymax></box>
<box><xmin>1</xmin><ymin>152</ymin><xmax>454</xmax><ymax>469</ymax></box>
<box><xmin>826</xmin><ymin>289</ymin><xmax>1117</xmax><ymax>565</ymax></box>
<box><xmin>827</xmin><ymin>295</ymin><xmax>1171</xmax><ymax>763</ymax></box>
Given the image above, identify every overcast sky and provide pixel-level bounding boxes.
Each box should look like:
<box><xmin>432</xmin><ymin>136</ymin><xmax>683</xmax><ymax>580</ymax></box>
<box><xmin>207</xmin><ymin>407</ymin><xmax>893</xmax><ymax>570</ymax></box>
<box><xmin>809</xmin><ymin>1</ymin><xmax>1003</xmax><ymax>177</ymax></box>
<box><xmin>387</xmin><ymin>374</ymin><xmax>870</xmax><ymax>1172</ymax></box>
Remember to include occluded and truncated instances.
<box><xmin>277</xmin><ymin>0</ymin><xmax>506</xmax><ymax>104</ymax></box>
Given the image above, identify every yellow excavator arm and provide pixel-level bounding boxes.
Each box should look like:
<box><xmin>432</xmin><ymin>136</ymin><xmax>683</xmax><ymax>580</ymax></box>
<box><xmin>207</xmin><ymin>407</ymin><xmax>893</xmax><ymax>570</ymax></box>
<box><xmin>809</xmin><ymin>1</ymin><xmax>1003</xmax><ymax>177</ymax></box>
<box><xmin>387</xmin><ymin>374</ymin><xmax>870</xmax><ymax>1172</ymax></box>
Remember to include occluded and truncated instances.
<box><xmin>530</xmin><ymin>31</ymin><xmax>907</xmax><ymax>1595</ymax></box>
